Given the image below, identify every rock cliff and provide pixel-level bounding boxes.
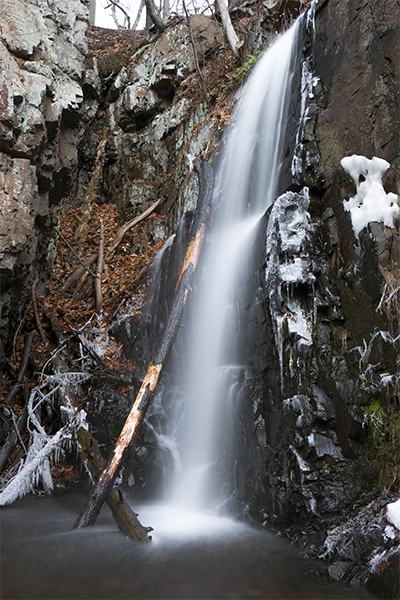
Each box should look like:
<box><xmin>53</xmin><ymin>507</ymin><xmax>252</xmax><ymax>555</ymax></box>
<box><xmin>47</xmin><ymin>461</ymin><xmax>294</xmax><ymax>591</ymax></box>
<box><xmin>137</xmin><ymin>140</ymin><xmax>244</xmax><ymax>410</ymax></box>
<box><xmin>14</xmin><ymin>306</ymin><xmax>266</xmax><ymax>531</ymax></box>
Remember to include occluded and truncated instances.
<box><xmin>0</xmin><ymin>0</ymin><xmax>98</xmax><ymax>355</ymax></box>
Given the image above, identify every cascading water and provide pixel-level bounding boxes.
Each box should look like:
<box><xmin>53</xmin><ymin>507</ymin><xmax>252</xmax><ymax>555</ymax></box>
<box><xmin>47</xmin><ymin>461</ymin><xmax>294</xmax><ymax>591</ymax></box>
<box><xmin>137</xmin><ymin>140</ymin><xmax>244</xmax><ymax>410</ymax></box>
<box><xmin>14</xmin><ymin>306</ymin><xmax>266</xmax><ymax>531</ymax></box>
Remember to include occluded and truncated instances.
<box><xmin>146</xmin><ymin>20</ymin><xmax>302</xmax><ymax>525</ymax></box>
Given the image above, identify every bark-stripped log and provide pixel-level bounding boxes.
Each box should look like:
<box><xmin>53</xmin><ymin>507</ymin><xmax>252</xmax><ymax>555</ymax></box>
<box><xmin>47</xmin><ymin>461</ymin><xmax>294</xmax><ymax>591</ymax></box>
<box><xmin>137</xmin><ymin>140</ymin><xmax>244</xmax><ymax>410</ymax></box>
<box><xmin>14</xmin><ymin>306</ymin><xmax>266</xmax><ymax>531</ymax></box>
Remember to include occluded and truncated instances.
<box><xmin>47</xmin><ymin>310</ymin><xmax>152</xmax><ymax>542</ymax></box>
<box><xmin>74</xmin><ymin>158</ymin><xmax>214</xmax><ymax>530</ymax></box>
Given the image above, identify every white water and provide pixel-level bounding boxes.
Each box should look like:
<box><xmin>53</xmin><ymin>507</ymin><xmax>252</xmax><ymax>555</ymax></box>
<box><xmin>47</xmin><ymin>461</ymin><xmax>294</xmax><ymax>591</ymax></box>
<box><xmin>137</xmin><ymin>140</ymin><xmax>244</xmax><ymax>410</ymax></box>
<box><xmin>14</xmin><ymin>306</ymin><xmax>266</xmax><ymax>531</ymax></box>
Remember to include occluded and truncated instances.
<box><xmin>149</xmin><ymin>22</ymin><xmax>300</xmax><ymax>530</ymax></box>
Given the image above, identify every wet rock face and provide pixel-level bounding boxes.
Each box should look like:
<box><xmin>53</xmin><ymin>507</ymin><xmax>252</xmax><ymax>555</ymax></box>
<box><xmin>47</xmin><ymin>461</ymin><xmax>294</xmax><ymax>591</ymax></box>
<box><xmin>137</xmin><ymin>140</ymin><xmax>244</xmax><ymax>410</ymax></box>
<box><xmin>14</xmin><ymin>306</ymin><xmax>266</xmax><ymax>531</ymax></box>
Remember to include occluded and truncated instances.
<box><xmin>0</xmin><ymin>0</ymin><xmax>99</xmax><ymax>355</ymax></box>
<box><xmin>249</xmin><ymin>0</ymin><xmax>400</xmax><ymax>588</ymax></box>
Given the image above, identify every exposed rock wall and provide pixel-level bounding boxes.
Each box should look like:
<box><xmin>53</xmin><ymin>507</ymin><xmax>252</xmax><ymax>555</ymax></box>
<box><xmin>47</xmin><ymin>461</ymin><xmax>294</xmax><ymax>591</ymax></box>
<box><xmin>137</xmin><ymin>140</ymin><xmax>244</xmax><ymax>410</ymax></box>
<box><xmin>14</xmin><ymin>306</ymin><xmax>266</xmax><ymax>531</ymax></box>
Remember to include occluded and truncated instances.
<box><xmin>103</xmin><ymin>14</ymin><xmax>225</xmax><ymax>234</ymax></box>
<box><xmin>248</xmin><ymin>0</ymin><xmax>400</xmax><ymax>588</ymax></box>
<box><xmin>0</xmin><ymin>0</ymin><xmax>100</xmax><ymax>356</ymax></box>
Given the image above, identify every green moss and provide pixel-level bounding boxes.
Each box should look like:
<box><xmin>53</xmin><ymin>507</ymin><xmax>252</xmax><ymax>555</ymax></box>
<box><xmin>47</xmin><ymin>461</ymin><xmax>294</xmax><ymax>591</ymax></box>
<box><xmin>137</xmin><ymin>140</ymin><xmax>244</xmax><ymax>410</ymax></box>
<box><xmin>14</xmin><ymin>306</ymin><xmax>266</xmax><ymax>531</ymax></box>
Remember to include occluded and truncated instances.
<box><xmin>362</xmin><ymin>398</ymin><xmax>400</xmax><ymax>487</ymax></box>
<box><xmin>98</xmin><ymin>50</ymin><xmax>130</xmax><ymax>79</ymax></box>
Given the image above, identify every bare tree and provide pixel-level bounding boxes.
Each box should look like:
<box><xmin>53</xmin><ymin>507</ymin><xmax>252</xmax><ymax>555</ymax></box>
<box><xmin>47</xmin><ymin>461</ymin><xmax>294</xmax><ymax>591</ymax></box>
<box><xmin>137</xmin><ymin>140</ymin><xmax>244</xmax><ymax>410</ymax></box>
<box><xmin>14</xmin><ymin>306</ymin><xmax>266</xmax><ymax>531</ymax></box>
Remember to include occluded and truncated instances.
<box><xmin>97</xmin><ymin>0</ymin><xmax>242</xmax><ymax>58</ymax></box>
<box><xmin>144</xmin><ymin>0</ymin><xmax>167</xmax><ymax>31</ymax></box>
<box><xmin>215</xmin><ymin>0</ymin><xmax>242</xmax><ymax>56</ymax></box>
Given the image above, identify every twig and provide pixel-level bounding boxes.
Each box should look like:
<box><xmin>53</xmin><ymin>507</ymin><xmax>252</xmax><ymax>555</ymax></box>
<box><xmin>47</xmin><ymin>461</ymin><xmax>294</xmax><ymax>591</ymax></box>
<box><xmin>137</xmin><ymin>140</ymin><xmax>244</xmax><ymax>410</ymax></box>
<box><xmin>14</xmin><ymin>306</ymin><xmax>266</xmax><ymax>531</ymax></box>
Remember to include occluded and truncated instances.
<box><xmin>11</xmin><ymin>410</ymin><xmax>27</xmax><ymax>454</ymax></box>
<box><xmin>4</xmin><ymin>333</ymin><xmax>34</xmax><ymax>405</ymax></box>
<box><xmin>95</xmin><ymin>219</ymin><xmax>105</xmax><ymax>316</ymax></box>
<box><xmin>54</xmin><ymin>228</ymin><xmax>97</xmax><ymax>278</ymax></box>
<box><xmin>182</xmin><ymin>0</ymin><xmax>210</xmax><ymax>105</ymax></box>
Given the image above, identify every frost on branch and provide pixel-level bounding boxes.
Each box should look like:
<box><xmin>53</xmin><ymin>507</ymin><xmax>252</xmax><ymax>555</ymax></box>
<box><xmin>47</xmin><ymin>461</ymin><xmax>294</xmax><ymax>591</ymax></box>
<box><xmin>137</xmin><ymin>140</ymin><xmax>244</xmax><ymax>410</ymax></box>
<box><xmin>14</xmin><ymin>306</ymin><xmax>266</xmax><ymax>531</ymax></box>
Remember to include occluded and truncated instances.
<box><xmin>0</xmin><ymin>371</ymin><xmax>90</xmax><ymax>507</ymax></box>
<box><xmin>341</xmin><ymin>155</ymin><xmax>399</xmax><ymax>237</ymax></box>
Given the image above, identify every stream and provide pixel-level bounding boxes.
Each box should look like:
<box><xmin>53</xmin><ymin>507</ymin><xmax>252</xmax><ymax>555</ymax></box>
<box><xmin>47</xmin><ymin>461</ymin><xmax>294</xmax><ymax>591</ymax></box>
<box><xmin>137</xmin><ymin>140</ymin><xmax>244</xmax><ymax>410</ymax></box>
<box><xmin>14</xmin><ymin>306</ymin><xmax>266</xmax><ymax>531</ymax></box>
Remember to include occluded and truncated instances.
<box><xmin>1</xmin><ymin>494</ymin><xmax>376</xmax><ymax>599</ymax></box>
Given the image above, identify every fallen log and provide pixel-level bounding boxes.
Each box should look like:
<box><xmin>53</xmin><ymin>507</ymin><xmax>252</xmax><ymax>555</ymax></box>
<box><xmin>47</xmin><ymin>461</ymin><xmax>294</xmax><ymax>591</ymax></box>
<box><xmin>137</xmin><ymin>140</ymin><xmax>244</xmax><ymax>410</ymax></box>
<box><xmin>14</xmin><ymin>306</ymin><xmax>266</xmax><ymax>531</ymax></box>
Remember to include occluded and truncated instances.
<box><xmin>47</xmin><ymin>310</ymin><xmax>152</xmax><ymax>542</ymax></box>
<box><xmin>106</xmin><ymin>197</ymin><xmax>163</xmax><ymax>259</ymax></box>
<box><xmin>74</xmin><ymin>158</ymin><xmax>214</xmax><ymax>530</ymax></box>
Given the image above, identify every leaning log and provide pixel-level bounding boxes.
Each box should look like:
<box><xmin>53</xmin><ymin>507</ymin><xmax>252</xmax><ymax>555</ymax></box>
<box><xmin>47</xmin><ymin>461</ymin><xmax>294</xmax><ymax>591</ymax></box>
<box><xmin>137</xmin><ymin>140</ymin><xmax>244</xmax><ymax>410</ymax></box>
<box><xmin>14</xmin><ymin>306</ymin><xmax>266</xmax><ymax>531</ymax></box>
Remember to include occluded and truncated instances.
<box><xmin>47</xmin><ymin>310</ymin><xmax>152</xmax><ymax>542</ymax></box>
<box><xmin>74</xmin><ymin>158</ymin><xmax>214</xmax><ymax>530</ymax></box>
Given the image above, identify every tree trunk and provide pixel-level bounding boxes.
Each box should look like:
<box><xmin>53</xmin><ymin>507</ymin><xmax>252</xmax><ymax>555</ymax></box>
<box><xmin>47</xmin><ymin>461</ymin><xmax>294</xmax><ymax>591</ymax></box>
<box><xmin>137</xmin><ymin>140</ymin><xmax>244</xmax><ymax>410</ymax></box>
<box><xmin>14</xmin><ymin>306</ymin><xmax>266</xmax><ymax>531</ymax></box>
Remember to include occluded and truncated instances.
<box><xmin>74</xmin><ymin>158</ymin><xmax>214</xmax><ymax>530</ymax></box>
<box><xmin>144</xmin><ymin>0</ymin><xmax>167</xmax><ymax>32</ymax></box>
<box><xmin>215</xmin><ymin>0</ymin><xmax>243</xmax><ymax>57</ymax></box>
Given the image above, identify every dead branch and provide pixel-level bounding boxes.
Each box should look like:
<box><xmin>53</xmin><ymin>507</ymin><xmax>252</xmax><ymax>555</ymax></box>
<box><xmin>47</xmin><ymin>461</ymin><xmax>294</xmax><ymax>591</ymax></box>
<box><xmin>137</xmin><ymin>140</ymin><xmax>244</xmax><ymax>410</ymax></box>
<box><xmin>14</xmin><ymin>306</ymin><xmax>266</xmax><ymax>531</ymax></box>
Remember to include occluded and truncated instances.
<box><xmin>47</xmin><ymin>309</ymin><xmax>151</xmax><ymax>542</ymax></box>
<box><xmin>55</xmin><ymin>254</ymin><xmax>98</xmax><ymax>298</ymax></box>
<box><xmin>32</xmin><ymin>278</ymin><xmax>48</xmax><ymax>346</ymax></box>
<box><xmin>4</xmin><ymin>333</ymin><xmax>34</xmax><ymax>405</ymax></box>
<box><xmin>0</xmin><ymin>408</ymin><xmax>28</xmax><ymax>474</ymax></box>
<box><xmin>74</xmin><ymin>129</ymin><xmax>109</xmax><ymax>249</ymax></box>
<box><xmin>54</xmin><ymin>227</ymin><xmax>97</xmax><ymax>278</ymax></box>
<box><xmin>95</xmin><ymin>219</ymin><xmax>105</xmax><ymax>316</ymax></box>
<box><xmin>56</xmin><ymin>197</ymin><xmax>163</xmax><ymax>299</ymax></box>
<box><xmin>106</xmin><ymin>198</ymin><xmax>163</xmax><ymax>259</ymax></box>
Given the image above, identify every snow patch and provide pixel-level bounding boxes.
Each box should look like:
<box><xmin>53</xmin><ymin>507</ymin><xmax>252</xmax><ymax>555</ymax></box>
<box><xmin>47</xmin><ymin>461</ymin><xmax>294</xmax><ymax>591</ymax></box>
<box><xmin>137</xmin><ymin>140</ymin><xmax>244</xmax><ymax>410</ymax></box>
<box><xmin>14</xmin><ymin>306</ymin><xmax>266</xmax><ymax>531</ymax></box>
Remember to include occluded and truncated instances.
<box><xmin>341</xmin><ymin>155</ymin><xmax>399</xmax><ymax>237</ymax></box>
<box><xmin>386</xmin><ymin>497</ymin><xmax>400</xmax><ymax>530</ymax></box>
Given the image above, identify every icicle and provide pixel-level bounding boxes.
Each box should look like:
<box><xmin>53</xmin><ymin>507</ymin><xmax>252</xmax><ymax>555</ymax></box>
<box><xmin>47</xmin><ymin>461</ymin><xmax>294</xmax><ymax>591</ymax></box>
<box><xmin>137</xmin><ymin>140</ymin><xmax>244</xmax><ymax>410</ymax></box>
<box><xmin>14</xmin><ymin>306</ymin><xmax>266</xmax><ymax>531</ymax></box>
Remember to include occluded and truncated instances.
<box><xmin>0</xmin><ymin>426</ymin><xmax>68</xmax><ymax>506</ymax></box>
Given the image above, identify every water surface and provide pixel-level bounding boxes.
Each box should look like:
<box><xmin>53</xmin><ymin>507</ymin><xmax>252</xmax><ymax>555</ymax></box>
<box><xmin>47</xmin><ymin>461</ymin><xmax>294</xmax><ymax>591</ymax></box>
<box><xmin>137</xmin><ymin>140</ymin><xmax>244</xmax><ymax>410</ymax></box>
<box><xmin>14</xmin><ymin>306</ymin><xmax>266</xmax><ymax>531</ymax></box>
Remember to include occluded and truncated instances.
<box><xmin>1</xmin><ymin>495</ymin><xmax>376</xmax><ymax>599</ymax></box>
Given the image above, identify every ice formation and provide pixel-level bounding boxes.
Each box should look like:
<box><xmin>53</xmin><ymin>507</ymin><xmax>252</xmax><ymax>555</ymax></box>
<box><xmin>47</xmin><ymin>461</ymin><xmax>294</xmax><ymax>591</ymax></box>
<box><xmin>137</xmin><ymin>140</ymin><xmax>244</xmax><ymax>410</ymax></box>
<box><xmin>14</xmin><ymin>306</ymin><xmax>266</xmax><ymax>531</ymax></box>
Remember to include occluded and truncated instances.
<box><xmin>341</xmin><ymin>155</ymin><xmax>399</xmax><ymax>237</ymax></box>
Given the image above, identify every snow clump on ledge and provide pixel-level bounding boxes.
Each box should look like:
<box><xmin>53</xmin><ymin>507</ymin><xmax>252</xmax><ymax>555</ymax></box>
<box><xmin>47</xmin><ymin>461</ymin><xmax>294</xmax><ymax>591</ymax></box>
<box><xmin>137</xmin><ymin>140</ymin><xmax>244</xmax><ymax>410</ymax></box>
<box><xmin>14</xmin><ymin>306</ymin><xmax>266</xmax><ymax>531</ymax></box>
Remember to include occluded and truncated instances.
<box><xmin>341</xmin><ymin>155</ymin><xmax>399</xmax><ymax>237</ymax></box>
<box><xmin>386</xmin><ymin>497</ymin><xmax>400</xmax><ymax>530</ymax></box>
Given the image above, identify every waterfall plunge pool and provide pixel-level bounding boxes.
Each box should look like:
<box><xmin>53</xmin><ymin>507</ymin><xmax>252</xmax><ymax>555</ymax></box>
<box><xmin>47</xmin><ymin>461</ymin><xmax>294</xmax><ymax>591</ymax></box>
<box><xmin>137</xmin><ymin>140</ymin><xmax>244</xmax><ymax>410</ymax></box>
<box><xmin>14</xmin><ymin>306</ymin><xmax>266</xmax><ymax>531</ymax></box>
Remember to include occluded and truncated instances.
<box><xmin>1</xmin><ymin>494</ymin><xmax>376</xmax><ymax>599</ymax></box>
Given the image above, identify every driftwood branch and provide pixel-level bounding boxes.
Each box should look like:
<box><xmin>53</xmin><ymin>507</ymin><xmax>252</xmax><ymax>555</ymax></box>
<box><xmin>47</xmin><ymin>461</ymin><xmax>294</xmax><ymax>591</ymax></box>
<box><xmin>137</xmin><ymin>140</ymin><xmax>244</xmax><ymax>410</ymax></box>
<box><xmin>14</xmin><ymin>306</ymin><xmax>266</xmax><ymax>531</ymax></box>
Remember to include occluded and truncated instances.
<box><xmin>74</xmin><ymin>158</ymin><xmax>214</xmax><ymax>530</ymax></box>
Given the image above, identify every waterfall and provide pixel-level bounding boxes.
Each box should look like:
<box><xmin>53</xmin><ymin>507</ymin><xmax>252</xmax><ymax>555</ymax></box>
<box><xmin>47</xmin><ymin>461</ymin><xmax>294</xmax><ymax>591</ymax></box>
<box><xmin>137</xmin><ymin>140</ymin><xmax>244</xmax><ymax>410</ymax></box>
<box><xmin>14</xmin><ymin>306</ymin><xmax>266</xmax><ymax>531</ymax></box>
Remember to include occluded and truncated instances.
<box><xmin>146</xmin><ymin>19</ymin><xmax>301</xmax><ymax>522</ymax></box>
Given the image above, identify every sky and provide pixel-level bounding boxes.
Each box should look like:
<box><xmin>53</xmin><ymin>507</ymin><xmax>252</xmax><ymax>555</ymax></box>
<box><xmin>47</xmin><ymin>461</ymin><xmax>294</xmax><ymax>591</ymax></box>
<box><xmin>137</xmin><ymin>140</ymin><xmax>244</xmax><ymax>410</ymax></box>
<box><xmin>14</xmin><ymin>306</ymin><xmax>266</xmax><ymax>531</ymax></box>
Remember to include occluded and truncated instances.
<box><xmin>95</xmin><ymin>0</ymin><xmax>146</xmax><ymax>29</ymax></box>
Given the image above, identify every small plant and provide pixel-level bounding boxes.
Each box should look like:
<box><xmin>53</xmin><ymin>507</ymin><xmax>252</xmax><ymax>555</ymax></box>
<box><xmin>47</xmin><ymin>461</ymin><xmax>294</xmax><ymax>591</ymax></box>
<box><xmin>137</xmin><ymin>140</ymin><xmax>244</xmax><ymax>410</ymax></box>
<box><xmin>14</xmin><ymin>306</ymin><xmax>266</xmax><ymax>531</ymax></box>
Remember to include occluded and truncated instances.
<box><xmin>232</xmin><ymin>53</ymin><xmax>261</xmax><ymax>85</ymax></box>
<box><xmin>221</xmin><ymin>52</ymin><xmax>262</xmax><ymax>95</ymax></box>
<box><xmin>362</xmin><ymin>398</ymin><xmax>400</xmax><ymax>487</ymax></box>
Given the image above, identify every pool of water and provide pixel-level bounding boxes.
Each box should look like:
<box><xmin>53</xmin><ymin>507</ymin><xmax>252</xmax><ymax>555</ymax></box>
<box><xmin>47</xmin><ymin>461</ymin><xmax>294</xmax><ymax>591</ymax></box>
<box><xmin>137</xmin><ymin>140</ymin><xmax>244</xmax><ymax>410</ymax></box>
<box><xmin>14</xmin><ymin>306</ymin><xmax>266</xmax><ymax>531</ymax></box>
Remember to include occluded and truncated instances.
<box><xmin>1</xmin><ymin>494</ymin><xmax>376</xmax><ymax>599</ymax></box>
